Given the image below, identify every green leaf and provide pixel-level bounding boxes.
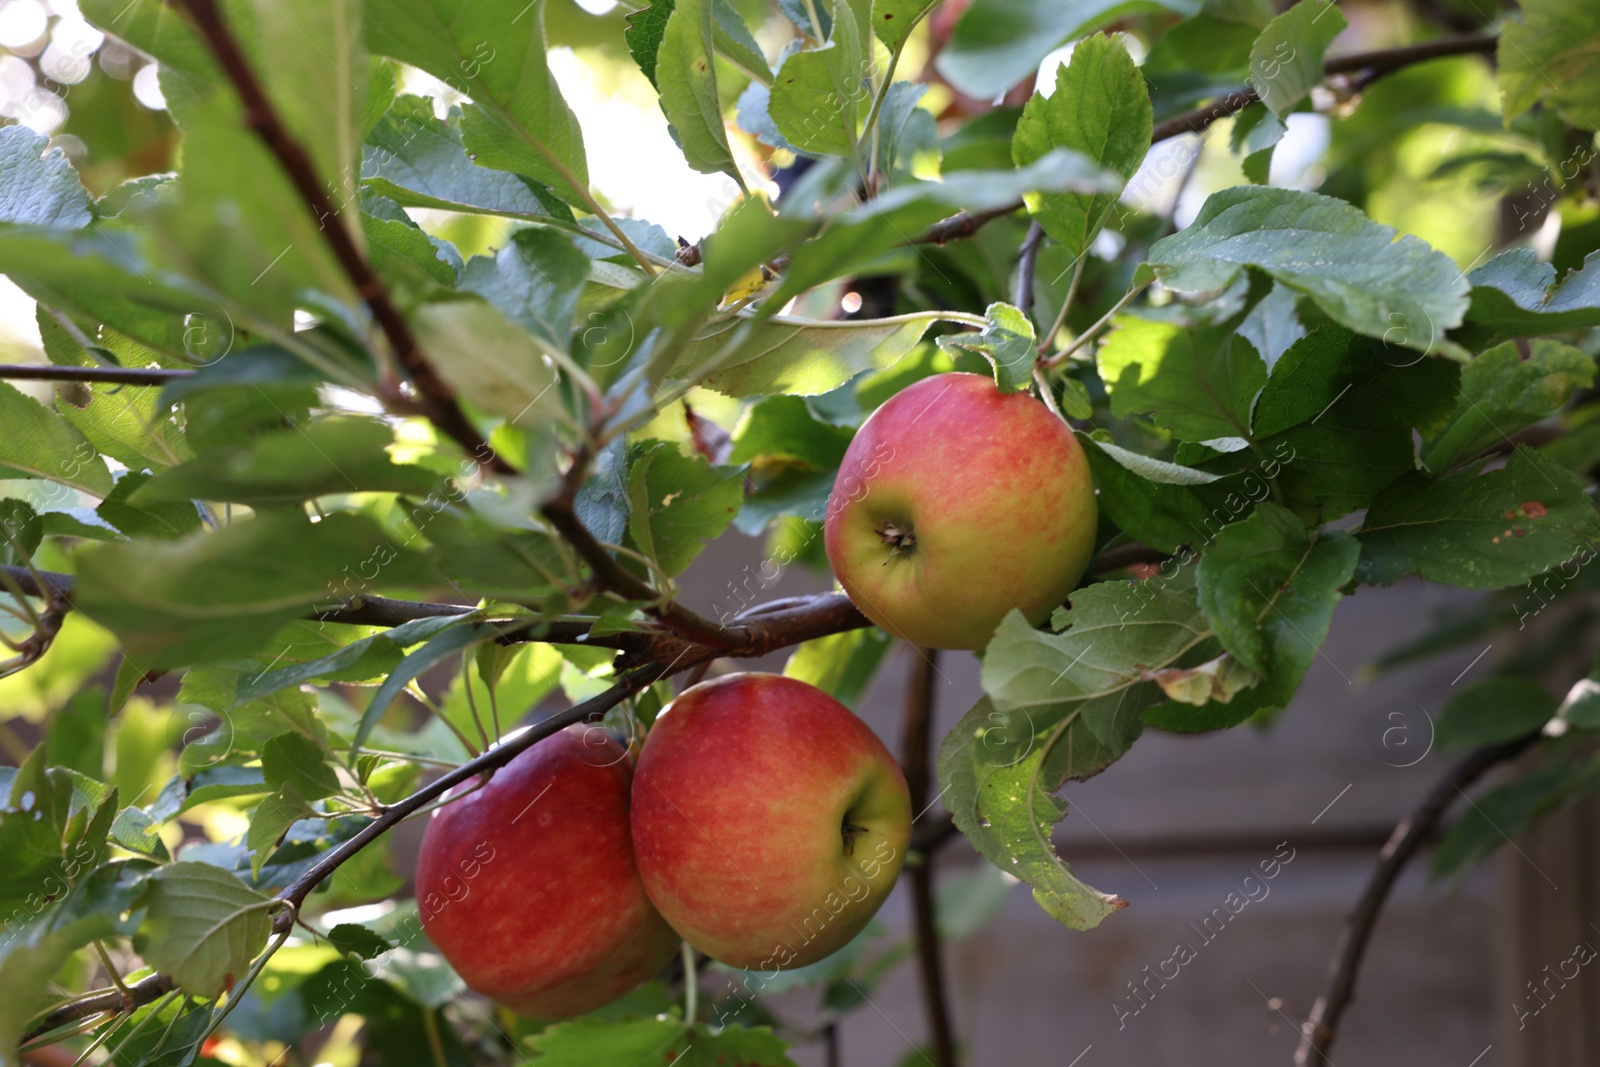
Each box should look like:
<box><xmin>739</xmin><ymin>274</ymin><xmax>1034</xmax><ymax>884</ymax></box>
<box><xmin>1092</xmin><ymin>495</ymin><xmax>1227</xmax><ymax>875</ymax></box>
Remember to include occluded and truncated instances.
<box><xmin>524</xmin><ymin>1017</ymin><xmax>796</xmax><ymax>1066</ymax></box>
<box><xmin>133</xmin><ymin>418</ymin><xmax>441</xmax><ymax>507</ymax></box>
<box><xmin>1436</xmin><ymin>677</ymin><xmax>1556</xmax><ymax>751</ymax></box>
<box><xmin>1147</xmin><ymin>187</ymin><xmax>1470</xmax><ymax>355</ymax></box>
<box><xmin>0</xmin><ymin>124</ymin><xmax>93</xmax><ymax>228</ymax></box>
<box><xmin>458</xmin><ymin>228</ymin><xmax>590</xmax><ymax>354</ymax></box>
<box><xmin>159</xmin><ymin>88</ymin><xmax>353</xmax><ymax>313</ymax></box>
<box><xmin>37</xmin><ymin>316</ymin><xmax>194</xmax><ymax>474</ymax></box>
<box><xmin>134</xmin><ymin>860</ymin><xmax>275</xmax><ymax>997</ymax></box>
<box><xmin>0</xmin><ymin>497</ymin><xmax>42</xmax><ymax>564</ymax></box>
<box><xmin>103</xmin><ymin>995</ymin><xmax>212</xmax><ymax>1067</ymax></box>
<box><xmin>255</xmin><ymin>0</ymin><xmax>365</xmax><ymax>218</ymax></box>
<box><xmin>768</xmin><ymin>0</ymin><xmax>871</xmax><ymax>157</ymax></box>
<box><xmin>1194</xmin><ymin>326</ymin><xmax>1460</xmax><ymax>522</ymax></box>
<box><xmin>1097</xmin><ymin>316</ymin><xmax>1266</xmax><ymax>441</ymax></box>
<box><xmin>247</xmin><ymin>782</ymin><xmax>316</xmax><ymax>876</ymax></box>
<box><xmin>362</xmin><ymin>208</ymin><xmax>459</xmax><ymax>288</ymax></box>
<box><xmin>1194</xmin><ymin>502</ymin><xmax>1358</xmax><ymax>712</ymax></box>
<box><xmin>260</xmin><ymin>732</ymin><xmax>340</xmax><ymax>801</ymax></box>
<box><xmin>1432</xmin><ymin>762</ymin><xmax>1599</xmax><ymax>879</ymax></box>
<box><xmin>1456</xmin><ymin>250</ymin><xmax>1600</xmax><ymax>349</ymax></box>
<box><xmin>873</xmin><ymin>0</ymin><xmax>939</xmax><ymax>50</ymax></box>
<box><xmin>351</xmin><ymin>621</ymin><xmax>494</xmax><ymax>753</ymax></box>
<box><xmin>656</xmin><ymin>0</ymin><xmax>741</xmax><ymax>183</ymax></box>
<box><xmin>1355</xmin><ymin>447</ymin><xmax>1598</xmax><ymax>589</ymax></box>
<box><xmin>677</xmin><ymin>313</ymin><xmax>934</xmax><ymax>397</ymax></box>
<box><xmin>943</xmin><ymin>579</ymin><xmax>1213</xmax><ymax>931</ymax></box>
<box><xmin>1248</xmin><ymin>0</ymin><xmax>1345</xmax><ymax>116</ymax></box>
<box><xmin>0</xmin><ymin>230</ymin><xmax>198</xmax><ymax>362</ymax></box>
<box><xmin>938</xmin><ymin>302</ymin><xmax>1037</xmax><ymax>393</ymax></box>
<box><xmin>1079</xmin><ymin>436</ymin><xmax>1218</xmax><ymax>554</ymax></box>
<box><xmin>234</xmin><ymin>621</ymin><xmax>447</xmax><ymax>706</ymax></box>
<box><xmin>73</xmin><ymin>511</ymin><xmax>433</xmax><ymax>667</ymax></box>
<box><xmin>1011</xmin><ymin>35</ymin><xmax>1152</xmax><ymax>261</ymax></box>
<box><xmin>1423</xmin><ymin>340</ymin><xmax>1596</xmax><ymax>472</ymax></box>
<box><xmin>625</xmin><ymin>0</ymin><xmax>674</xmax><ymax>86</ymax></box>
<box><xmin>420</xmin><ymin>508</ymin><xmax>573</xmax><ymax>599</ymax></box>
<box><xmin>365</xmin><ymin>0</ymin><xmax>589</xmax><ymax>203</ymax></box>
<box><xmin>626</xmin><ymin>440</ymin><xmax>744</xmax><ymax>577</ymax></box>
<box><xmin>1499</xmin><ymin>0</ymin><xmax>1600</xmax><ymax>131</ymax></box>
<box><xmin>409</xmin><ymin>296</ymin><xmax>567</xmax><ymax>428</ymax></box>
<box><xmin>775</xmin><ymin>151</ymin><xmax>1121</xmax><ymax>301</ymax></box>
<box><xmin>783</xmin><ymin>628</ymin><xmax>893</xmax><ymax>706</ymax></box>
<box><xmin>729</xmin><ymin>395</ymin><xmax>854</xmax><ymax>468</ymax></box>
<box><xmin>95</xmin><ymin>476</ymin><xmax>201</xmax><ymax>543</ymax></box>
<box><xmin>328</xmin><ymin>922</ymin><xmax>395</xmax><ymax>959</ymax></box>
<box><xmin>362</xmin><ymin>95</ymin><xmax>567</xmax><ymax>220</ymax></box>
<box><xmin>1230</xmin><ymin>103</ymin><xmax>1286</xmax><ymax>184</ymax></box>
<box><xmin>0</xmin><ymin>380</ymin><xmax>113</xmax><ymax>497</ymax></box>
<box><xmin>936</xmin><ymin>2</ymin><xmax>1198</xmax><ymax>99</ymax></box>
<box><xmin>0</xmin><ymin>751</ymin><xmax>114</xmax><ymax>916</ymax></box>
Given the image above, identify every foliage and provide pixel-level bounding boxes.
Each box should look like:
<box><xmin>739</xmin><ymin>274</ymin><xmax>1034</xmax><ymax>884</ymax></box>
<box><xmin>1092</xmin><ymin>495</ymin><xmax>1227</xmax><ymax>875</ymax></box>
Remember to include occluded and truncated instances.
<box><xmin>0</xmin><ymin>0</ymin><xmax>1596</xmax><ymax>1063</ymax></box>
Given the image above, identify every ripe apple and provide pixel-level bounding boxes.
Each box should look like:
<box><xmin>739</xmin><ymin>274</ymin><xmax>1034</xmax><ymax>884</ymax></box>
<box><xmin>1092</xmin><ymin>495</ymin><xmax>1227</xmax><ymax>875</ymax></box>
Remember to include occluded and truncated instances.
<box><xmin>416</xmin><ymin>725</ymin><xmax>679</xmax><ymax>1019</ymax></box>
<box><xmin>630</xmin><ymin>673</ymin><xmax>912</xmax><ymax>970</ymax></box>
<box><xmin>825</xmin><ymin>371</ymin><xmax>1097</xmax><ymax>650</ymax></box>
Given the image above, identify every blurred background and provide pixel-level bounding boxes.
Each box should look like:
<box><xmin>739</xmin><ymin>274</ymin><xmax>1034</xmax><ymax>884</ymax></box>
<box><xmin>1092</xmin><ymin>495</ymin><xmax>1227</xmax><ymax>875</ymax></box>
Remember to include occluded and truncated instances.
<box><xmin>2</xmin><ymin>0</ymin><xmax>1595</xmax><ymax>1064</ymax></box>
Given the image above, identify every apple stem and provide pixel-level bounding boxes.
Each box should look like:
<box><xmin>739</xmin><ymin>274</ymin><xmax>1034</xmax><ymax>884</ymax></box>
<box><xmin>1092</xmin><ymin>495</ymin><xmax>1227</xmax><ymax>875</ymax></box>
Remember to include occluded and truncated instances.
<box><xmin>680</xmin><ymin>941</ymin><xmax>699</xmax><ymax>1026</ymax></box>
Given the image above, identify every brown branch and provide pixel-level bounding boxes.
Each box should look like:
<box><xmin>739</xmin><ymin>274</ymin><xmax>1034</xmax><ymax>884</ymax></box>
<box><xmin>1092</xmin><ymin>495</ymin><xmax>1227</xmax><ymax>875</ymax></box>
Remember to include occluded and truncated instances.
<box><xmin>0</xmin><ymin>365</ymin><xmax>198</xmax><ymax>386</ymax></box>
<box><xmin>1014</xmin><ymin>221</ymin><xmax>1045</xmax><ymax>324</ymax></box>
<box><xmin>0</xmin><ymin>564</ymin><xmax>867</xmax><ymax>669</ymax></box>
<box><xmin>22</xmin><ymin>973</ymin><xmax>175</xmax><ymax>1045</ymax></box>
<box><xmin>166</xmin><ymin>0</ymin><xmax>509</xmax><ymax>477</ymax></box>
<box><xmin>900</xmin><ymin>648</ymin><xmax>958</xmax><ymax>1067</ymax></box>
<box><xmin>536</xmin><ymin>498</ymin><xmax>744</xmax><ymax>650</ymax></box>
<box><xmin>1293</xmin><ymin>732</ymin><xmax>1538</xmax><ymax>1066</ymax></box>
<box><xmin>912</xmin><ymin>33</ymin><xmax>1499</xmax><ymax>249</ymax></box>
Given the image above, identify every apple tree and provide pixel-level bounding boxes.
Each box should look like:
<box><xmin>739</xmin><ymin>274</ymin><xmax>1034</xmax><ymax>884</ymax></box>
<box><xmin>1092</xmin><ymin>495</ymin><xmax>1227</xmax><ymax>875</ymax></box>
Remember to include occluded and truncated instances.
<box><xmin>0</xmin><ymin>0</ymin><xmax>1597</xmax><ymax>1064</ymax></box>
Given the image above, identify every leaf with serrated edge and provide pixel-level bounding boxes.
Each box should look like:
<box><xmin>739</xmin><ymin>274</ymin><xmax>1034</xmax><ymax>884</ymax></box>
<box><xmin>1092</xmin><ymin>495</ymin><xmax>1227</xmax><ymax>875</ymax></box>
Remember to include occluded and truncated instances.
<box><xmin>1011</xmin><ymin>34</ymin><xmax>1151</xmax><ymax>260</ymax></box>
<box><xmin>134</xmin><ymin>861</ymin><xmax>275</xmax><ymax>997</ymax></box>
<box><xmin>1147</xmin><ymin>187</ymin><xmax>1468</xmax><ymax>355</ymax></box>
<box><xmin>1355</xmin><ymin>447</ymin><xmax>1599</xmax><ymax>589</ymax></box>
<box><xmin>940</xmin><ymin>578</ymin><xmax>1215</xmax><ymax>931</ymax></box>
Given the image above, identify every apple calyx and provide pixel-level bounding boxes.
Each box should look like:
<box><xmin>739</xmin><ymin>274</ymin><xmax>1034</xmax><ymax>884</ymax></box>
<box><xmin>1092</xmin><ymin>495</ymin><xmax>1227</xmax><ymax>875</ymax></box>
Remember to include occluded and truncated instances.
<box><xmin>841</xmin><ymin>816</ymin><xmax>870</xmax><ymax>855</ymax></box>
<box><xmin>877</xmin><ymin>521</ymin><xmax>916</xmax><ymax>561</ymax></box>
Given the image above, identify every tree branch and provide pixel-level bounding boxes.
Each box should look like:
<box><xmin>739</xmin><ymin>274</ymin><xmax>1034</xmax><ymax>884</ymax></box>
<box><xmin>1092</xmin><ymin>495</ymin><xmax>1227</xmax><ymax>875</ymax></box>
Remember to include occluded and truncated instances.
<box><xmin>21</xmin><ymin>973</ymin><xmax>175</xmax><ymax>1045</ymax></box>
<box><xmin>0</xmin><ymin>564</ymin><xmax>868</xmax><ymax>670</ymax></box>
<box><xmin>1014</xmin><ymin>221</ymin><xmax>1045</xmax><ymax>323</ymax></box>
<box><xmin>166</xmin><ymin>0</ymin><xmax>510</xmax><ymax>477</ymax></box>
<box><xmin>900</xmin><ymin>648</ymin><xmax>958</xmax><ymax>1067</ymax></box>
<box><xmin>917</xmin><ymin>33</ymin><xmax>1499</xmax><ymax>249</ymax></box>
<box><xmin>0</xmin><ymin>365</ymin><xmax>197</xmax><ymax>386</ymax></box>
<box><xmin>1293</xmin><ymin>732</ymin><xmax>1538</xmax><ymax>1066</ymax></box>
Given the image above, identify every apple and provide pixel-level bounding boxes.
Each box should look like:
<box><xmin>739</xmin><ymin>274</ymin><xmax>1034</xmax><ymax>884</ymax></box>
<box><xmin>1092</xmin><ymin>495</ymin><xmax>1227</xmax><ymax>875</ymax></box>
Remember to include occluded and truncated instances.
<box><xmin>630</xmin><ymin>673</ymin><xmax>912</xmax><ymax>970</ymax></box>
<box><xmin>416</xmin><ymin>724</ymin><xmax>679</xmax><ymax>1019</ymax></box>
<box><xmin>825</xmin><ymin>370</ymin><xmax>1097</xmax><ymax>650</ymax></box>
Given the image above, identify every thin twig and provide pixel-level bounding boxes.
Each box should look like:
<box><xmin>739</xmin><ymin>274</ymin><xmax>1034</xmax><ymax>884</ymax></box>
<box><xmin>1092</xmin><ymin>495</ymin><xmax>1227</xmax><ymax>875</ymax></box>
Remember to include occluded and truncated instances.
<box><xmin>0</xmin><ymin>364</ymin><xmax>197</xmax><ymax>385</ymax></box>
<box><xmin>900</xmin><ymin>648</ymin><xmax>957</xmax><ymax>1067</ymax></box>
<box><xmin>1293</xmin><ymin>733</ymin><xmax>1538</xmax><ymax>1065</ymax></box>
<box><xmin>1014</xmin><ymin>222</ymin><xmax>1045</xmax><ymax>323</ymax></box>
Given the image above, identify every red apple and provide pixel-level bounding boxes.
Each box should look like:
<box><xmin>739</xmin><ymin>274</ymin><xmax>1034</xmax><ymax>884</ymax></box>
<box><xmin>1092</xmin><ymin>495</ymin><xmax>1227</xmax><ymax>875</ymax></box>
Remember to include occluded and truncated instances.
<box><xmin>630</xmin><ymin>673</ymin><xmax>911</xmax><ymax>970</ymax></box>
<box><xmin>416</xmin><ymin>725</ymin><xmax>679</xmax><ymax>1019</ymax></box>
<box><xmin>825</xmin><ymin>371</ymin><xmax>1097</xmax><ymax>650</ymax></box>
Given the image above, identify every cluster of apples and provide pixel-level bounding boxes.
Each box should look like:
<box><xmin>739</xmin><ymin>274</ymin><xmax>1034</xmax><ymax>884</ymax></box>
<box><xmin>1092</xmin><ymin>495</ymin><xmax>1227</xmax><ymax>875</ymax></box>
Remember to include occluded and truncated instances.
<box><xmin>414</xmin><ymin>373</ymin><xmax>1097</xmax><ymax>1019</ymax></box>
